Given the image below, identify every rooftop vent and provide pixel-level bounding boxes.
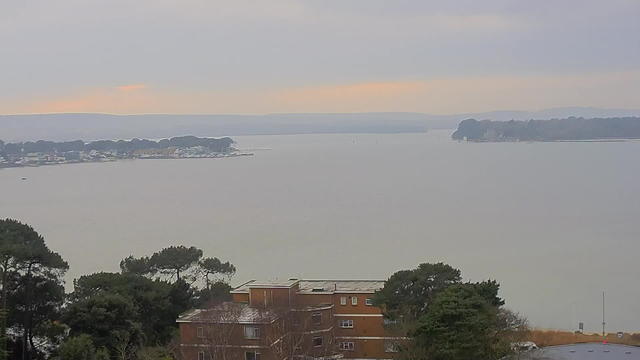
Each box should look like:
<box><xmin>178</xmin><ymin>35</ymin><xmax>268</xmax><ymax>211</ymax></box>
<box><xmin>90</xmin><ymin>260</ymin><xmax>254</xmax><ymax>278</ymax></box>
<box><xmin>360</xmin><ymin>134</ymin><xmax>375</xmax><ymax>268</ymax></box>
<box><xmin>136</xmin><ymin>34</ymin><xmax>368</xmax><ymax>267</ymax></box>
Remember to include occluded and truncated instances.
<box><xmin>311</xmin><ymin>287</ymin><xmax>325</xmax><ymax>292</ymax></box>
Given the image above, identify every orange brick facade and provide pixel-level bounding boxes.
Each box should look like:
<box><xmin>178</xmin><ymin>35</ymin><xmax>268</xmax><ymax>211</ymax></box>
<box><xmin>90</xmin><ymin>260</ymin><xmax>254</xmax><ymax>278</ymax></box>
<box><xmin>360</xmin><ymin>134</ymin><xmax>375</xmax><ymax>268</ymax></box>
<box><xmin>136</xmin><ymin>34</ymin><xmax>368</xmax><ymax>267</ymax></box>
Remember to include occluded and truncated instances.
<box><xmin>178</xmin><ymin>280</ymin><xmax>400</xmax><ymax>360</ymax></box>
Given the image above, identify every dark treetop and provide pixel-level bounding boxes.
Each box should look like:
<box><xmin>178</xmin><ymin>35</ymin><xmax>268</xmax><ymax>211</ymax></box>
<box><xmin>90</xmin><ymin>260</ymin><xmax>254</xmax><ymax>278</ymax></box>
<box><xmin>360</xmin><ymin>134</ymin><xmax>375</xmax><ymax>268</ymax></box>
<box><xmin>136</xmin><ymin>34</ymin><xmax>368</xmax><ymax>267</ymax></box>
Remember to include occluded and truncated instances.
<box><xmin>451</xmin><ymin>116</ymin><xmax>640</xmax><ymax>141</ymax></box>
<box><xmin>0</xmin><ymin>135</ymin><xmax>235</xmax><ymax>155</ymax></box>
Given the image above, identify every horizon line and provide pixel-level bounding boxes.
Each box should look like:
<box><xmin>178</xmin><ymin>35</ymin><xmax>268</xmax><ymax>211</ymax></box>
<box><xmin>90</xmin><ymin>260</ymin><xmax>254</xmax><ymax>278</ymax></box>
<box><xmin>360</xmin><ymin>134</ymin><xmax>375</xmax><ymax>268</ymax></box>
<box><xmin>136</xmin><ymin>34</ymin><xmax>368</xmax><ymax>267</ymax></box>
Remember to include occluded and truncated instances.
<box><xmin>1</xmin><ymin>106</ymin><xmax>640</xmax><ymax>117</ymax></box>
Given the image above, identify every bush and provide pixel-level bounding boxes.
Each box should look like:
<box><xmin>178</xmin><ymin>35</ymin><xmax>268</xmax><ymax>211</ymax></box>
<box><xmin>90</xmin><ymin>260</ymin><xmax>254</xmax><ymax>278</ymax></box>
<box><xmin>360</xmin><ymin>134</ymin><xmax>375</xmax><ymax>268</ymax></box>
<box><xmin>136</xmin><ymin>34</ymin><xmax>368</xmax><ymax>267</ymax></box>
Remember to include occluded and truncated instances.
<box><xmin>59</xmin><ymin>335</ymin><xmax>96</xmax><ymax>360</ymax></box>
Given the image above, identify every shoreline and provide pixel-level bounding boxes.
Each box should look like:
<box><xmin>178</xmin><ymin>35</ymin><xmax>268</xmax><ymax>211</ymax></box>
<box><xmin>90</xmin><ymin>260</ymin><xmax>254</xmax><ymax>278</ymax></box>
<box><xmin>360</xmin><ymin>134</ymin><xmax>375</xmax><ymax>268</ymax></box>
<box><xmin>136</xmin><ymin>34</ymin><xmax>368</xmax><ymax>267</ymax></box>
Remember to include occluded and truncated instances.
<box><xmin>0</xmin><ymin>152</ymin><xmax>253</xmax><ymax>170</ymax></box>
<box><xmin>464</xmin><ymin>138</ymin><xmax>639</xmax><ymax>143</ymax></box>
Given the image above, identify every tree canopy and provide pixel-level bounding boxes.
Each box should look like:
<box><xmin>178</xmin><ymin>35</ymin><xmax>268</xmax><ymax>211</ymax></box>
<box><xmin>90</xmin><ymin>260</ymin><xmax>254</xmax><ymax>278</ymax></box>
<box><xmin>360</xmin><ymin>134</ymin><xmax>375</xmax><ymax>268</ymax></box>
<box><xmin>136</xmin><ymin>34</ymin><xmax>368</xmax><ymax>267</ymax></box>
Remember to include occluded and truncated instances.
<box><xmin>410</xmin><ymin>284</ymin><xmax>499</xmax><ymax>360</ymax></box>
<box><xmin>148</xmin><ymin>246</ymin><xmax>203</xmax><ymax>281</ymax></box>
<box><xmin>57</xmin><ymin>335</ymin><xmax>109</xmax><ymax>360</ymax></box>
<box><xmin>118</xmin><ymin>256</ymin><xmax>152</xmax><ymax>277</ymax></box>
<box><xmin>2</xmin><ymin>220</ymin><xmax>532</xmax><ymax>360</ymax></box>
<box><xmin>452</xmin><ymin>116</ymin><xmax>640</xmax><ymax>141</ymax></box>
<box><xmin>1</xmin><ymin>219</ymin><xmax>236</xmax><ymax>360</ymax></box>
<box><xmin>373</xmin><ymin>262</ymin><xmax>462</xmax><ymax>320</ymax></box>
<box><xmin>0</xmin><ymin>136</ymin><xmax>235</xmax><ymax>155</ymax></box>
<box><xmin>0</xmin><ymin>219</ymin><xmax>69</xmax><ymax>360</ymax></box>
<box><xmin>199</xmin><ymin>257</ymin><xmax>236</xmax><ymax>287</ymax></box>
<box><xmin>374</xmin><ymin>262</ymin><xmax>524</xmax><ymax>360</ymax></box>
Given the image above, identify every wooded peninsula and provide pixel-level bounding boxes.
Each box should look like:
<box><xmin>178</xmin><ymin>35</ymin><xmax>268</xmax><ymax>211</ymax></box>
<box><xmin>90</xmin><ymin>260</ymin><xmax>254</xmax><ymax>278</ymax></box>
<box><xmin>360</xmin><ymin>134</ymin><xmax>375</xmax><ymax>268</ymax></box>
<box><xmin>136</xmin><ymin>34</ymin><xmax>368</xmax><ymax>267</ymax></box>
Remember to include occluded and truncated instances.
<box><xmin>0</xmin><ymin>136</ymin><xmax>241</xmax><ymax>168</ymax></box>
<box><xmin>452</xmin><ymin>116</ymin><xmax>640</xmax><ymax>141</ymax></box>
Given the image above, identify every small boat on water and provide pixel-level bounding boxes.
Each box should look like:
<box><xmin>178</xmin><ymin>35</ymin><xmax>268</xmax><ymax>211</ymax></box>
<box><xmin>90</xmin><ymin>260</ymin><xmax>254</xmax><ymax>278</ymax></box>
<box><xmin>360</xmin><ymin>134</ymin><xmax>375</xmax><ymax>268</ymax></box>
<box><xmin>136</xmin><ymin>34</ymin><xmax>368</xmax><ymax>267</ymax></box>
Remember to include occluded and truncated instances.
<box><xmin>21</xmin><ymin>177</ymin><xmax>27</xmax><ymax>180</ymax></box>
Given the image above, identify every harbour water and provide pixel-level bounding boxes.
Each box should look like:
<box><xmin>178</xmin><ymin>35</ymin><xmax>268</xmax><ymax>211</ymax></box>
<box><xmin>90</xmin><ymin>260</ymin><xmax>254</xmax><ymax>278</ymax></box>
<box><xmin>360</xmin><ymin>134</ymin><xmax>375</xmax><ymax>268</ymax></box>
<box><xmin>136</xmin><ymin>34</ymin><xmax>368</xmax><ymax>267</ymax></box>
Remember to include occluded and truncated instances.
<box><xmin>1</xmin><ymin>130</ymin><xmax>639</xmax><ymax>332</ymax></box>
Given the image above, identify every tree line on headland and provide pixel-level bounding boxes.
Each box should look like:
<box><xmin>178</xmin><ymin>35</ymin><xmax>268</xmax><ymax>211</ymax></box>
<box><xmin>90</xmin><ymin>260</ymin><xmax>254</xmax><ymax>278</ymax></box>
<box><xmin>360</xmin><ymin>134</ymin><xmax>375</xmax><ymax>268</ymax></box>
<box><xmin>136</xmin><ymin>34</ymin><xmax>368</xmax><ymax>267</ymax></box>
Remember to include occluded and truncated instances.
<box><xmin>452</xmin><ymin>116</ymin><xmax>640</xmax><ymax>141</ymax></box>
<box><xmin>0</xmin><ymin>136</ymin><xmax>234</xmax><ymax>156</ymax></box>
<box><xmin>0</xmin><ymin>219</ymin><xmax>235</xmax><ymax>360</ymax></box>
<box><xmin>0</xmin><ymin>219</ymin><xmax>529</xmax><ymax>360</ymax></box>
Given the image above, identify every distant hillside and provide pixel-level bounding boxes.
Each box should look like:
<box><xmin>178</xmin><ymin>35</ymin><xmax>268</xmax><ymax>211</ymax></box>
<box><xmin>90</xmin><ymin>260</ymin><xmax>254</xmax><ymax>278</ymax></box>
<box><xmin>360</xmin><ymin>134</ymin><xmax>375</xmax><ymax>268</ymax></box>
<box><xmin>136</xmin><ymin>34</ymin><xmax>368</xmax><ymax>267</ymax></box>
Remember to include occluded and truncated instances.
<box><xmin>0</xmin><ymin>135</ymin><xmax>234</xmax><ymax>155</ymax></box>
<box><xmin>1</xmin><ymin>107</ymin><xmax>639</xmax><ymax>142</ymax></box>
<box><xmin>451</xmin><ymin>117</ymin><xmax>640</xmax><ymax>141</ymax></box>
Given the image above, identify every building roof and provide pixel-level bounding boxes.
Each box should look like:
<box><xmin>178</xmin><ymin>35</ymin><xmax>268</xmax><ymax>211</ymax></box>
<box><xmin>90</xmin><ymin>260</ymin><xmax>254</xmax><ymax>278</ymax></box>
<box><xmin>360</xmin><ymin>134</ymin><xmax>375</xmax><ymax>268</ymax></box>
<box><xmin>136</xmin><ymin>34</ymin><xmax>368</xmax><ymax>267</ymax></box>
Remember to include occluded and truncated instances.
<box><xmin>516</xmin><ymin>343</ymin><xmax>638</xmax><ymax>360</ymax></box>
<box><xmin>231</xmin><ymin>279</ymin><xmax>385</xmax><ymax>294</ymax></box>
<box><xmin>177</xmin><ymin>302</ymin><xmax>279</xmax><ymax>324</ymax></box>
<box><xmin>297</xmin><ymin>280</ymin><xmax>385</xmax><ymax>294</ymax></box>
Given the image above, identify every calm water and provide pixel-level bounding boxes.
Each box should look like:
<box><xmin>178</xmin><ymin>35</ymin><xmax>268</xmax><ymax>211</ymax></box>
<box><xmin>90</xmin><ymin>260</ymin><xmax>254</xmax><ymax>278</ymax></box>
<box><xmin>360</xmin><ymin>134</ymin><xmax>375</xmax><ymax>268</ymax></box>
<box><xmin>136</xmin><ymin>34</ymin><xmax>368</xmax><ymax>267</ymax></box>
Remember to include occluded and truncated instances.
<box><xmin>1</xmin><ymin>130</ymin><xmax>639</xmax><ymax>332</ymax></box>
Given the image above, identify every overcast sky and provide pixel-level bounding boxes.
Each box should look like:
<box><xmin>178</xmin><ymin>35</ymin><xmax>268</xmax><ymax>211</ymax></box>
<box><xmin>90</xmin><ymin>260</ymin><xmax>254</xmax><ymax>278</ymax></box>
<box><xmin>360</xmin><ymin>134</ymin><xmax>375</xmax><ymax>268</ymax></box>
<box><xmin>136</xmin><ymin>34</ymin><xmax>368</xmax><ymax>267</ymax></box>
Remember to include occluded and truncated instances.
<box><xmin>1</xmin><ymin>0</ymin><xmax>639</xmax><ymax>115</ymax></box>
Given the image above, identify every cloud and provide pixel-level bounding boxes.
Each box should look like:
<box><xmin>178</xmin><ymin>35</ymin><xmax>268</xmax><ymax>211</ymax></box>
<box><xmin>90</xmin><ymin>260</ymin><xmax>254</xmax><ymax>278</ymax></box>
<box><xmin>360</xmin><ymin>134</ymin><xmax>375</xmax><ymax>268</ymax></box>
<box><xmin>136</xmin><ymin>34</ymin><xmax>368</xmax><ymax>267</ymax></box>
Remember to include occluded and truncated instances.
<box><xmin>429</xmin><ymin>13</ymin><xmax>517</xmax><ymax>32</ymax></box>
<box><xmin>272</xmin><ymin>82</ymin><xmax>423</xmax><ymax>104</ymax></box>
<box><xmin>116</xmin><ymin>84</ymin><xmax>146</xmax><ymax>92</ymax></box>
<box><xmin>2</xmin><ymin>72</ymin><xmax>639</xmax><ymax>115</ymax></box>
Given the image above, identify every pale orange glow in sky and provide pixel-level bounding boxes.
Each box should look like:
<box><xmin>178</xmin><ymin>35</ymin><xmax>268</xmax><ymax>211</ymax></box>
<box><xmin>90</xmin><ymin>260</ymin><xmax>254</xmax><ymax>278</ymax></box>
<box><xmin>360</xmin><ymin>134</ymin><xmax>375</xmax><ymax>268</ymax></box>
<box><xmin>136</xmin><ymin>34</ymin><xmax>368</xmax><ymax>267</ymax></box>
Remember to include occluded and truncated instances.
<box><xmin>1</xmin><ymin>1</ymin><xmax>638</xmax><ymax>115</ymax></box>
<box><xmin>116</xmin><ymin>84</ymin><xmax>146</xmax><ymax>92</ymax></box>
<box><xmin>4</xmin><ymin>72</ymin><xmax>638</xmax><ymax>115</ymax></box>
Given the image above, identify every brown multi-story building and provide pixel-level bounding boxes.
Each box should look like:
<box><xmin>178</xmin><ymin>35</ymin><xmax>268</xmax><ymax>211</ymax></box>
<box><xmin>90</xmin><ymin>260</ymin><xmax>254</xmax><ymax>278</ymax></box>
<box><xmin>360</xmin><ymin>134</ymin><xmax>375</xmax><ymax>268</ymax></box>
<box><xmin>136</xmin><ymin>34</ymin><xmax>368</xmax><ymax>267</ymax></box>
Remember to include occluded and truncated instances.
<box><xmin>178</xmin><ymin>279</ymin><xmax>402</xmax><ymax>360</ymax></box>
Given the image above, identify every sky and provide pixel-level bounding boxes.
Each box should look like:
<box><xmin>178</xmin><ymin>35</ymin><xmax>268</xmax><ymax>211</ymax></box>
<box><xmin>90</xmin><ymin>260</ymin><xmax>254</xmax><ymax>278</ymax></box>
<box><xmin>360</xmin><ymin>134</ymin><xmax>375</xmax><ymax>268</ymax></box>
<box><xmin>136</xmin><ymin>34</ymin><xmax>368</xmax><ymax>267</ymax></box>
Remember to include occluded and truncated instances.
<box><xmin>1</xmin><ymin>0</ymin><xmax>639</xmax><ymax>115</ymax></box>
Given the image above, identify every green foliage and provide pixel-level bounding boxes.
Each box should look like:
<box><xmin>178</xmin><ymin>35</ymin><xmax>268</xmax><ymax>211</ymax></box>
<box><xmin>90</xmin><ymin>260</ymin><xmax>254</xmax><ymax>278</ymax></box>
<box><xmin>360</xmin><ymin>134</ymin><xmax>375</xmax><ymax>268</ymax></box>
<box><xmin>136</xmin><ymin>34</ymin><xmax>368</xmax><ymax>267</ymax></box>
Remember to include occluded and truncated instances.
<box><xmin>411</xmin><ymin>284</ymin><xmax>497</xmax><ymax>360</ymax></box>
<box><xmin>0</xmin><ymin>219</ymin><xmax>68</xmax><ymax>359</ymax></box>
<box><xmin>199</xmin><ymin>257</ymin><xmax>236</xmax><ymax>286</ymax></box>
<box><xmin>63</xmin><ymin>293</ymin><xmax>141</xmax><ymax>349</ymax></box>
<box><xmin>58</xmin><ymin>335</ymin><xmax>96</xmax><ymax>360</ymax></box>
<box><xmin>119</xmin><ymin>256</ymin><xmax>153</xmax><ymax>277</ymax></box>
<box><xmin>194</xmin><ymin>281</ymin><xmax>233</xmax><ymax>308</ymax></box>
<box><xmin>2</xmin><ymin>220</ymin><xmax>236</xmax><ymax>358</ymax></box>
<box><xmin>7</xmin><ymin>274</ymin><xmax>66</xmax><ymax>352</ymax></box>
<box><xmin>1</xmin><ymin>136</ymin><xmax>235</xmax><ymax>155</ymax></box>
<box><xmin>148</xmin><ymin>245</ymin><xmax>203</xmax><ymax>281</ymax></box>
<box><xmin>70</xmin><ymin>272</ymin><xmax>186</xmax><ymax>344</ymax></box>
<box><xmin>94</xmin><ymin>348</ymin><xmax>110</xmax><ymax>360</ymax></box>
<box><xmin>0</xmin><ymin>219</ymin><xmax>69</xmax><ymax>274</ymax></box>
<box><xmin>452</xmin><ymin>116</ymin><xmax>640</xmax><ymax>141</ymax></box>
<box><xmin>376</xmin><ymin>262</ymin><xmax>527</xmax><ymax>360</ymax></box>
<box><xmin>471</xmin><ymin>280</ymin><xmax>505</xmax><ymax>308</ymax></box>
<box><xmin>169</xmin><ymin>279</ymin><xmax>196</xmax><ymax>315</ymax></box>
<box><xmin>373</xmin><ymin>262</ymin><xmax>462</xmax><ymax>320</ymax></box>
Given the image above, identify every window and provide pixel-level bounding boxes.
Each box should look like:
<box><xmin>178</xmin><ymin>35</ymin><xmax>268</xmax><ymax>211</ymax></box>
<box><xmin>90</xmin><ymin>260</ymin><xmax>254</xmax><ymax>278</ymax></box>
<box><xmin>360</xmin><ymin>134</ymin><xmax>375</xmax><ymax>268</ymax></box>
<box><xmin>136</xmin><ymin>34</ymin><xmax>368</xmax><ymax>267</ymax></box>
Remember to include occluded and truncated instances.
<box><xmin>385</xmin><ymin>341</ymin><xmax>400</xmax><ymax>353</ymax></box>
<box><xmin>340</xmin><ymin>296</ymin><xmax>347</xmax><ymax>305</ymax></box>
<box><xmin>312</xmin><ymin>312</ymin><xmax>322</xmax><ymax>325</ymax></box>
<box><xmin>339</xmin><ymin>319</ymin><xmax>354</xmax><ymax>328</ymax></box>
<box><xmin>313</xmin><ymin>336</ymin><xmax>324</xmax><ymax>347</ymax></box>
<box><xmin>351</xmin><ymin>296</ymin><xmax>357</xmax><ymax>305</ymax></box>
<box><xmin>366</xmin><ymin>298</ymin><xmax>373</xmax><ymax>306</ymax></box>
<box><xmin>244</xmin><ymin>326</ymin><xmax>260</xmax><ymax>339</ymax></box>
<box><xmin>198</xmin><ymin>351</ymin><xmax>205</xmax><ymax>360</ymax></box>
<box><xmin>339</xmin><ymin>342</ymin><xmax>355</xmax><ymax>351</ymax></box>
<box><xmin>292</xmin><ymin>313</ymin><xmax>301</xmax><ymax>326</ymax></box>
<box><xmin>245</xmin><ymin>351</ymin><xmax>261</xmax><ymax>360</ymax></box>
<box><xmin>197</xmin><ymin>325</ymin><xmax>204</xmax><ymax>338</ymax></box>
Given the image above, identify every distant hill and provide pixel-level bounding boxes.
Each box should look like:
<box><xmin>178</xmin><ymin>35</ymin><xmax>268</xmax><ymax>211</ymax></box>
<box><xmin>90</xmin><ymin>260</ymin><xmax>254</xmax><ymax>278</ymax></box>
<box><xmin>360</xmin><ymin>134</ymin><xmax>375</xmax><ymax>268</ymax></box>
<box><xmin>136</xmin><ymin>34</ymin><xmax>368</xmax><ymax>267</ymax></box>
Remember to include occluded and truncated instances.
<box><xmin>452</xmin><ymin>116</ymin><xmax>640</xmax><ymax>141</ymax></box>
<box><xmin>1</xmin><ymin>107</ymin><xmax>639</xmax><ymax>142</ymax></box>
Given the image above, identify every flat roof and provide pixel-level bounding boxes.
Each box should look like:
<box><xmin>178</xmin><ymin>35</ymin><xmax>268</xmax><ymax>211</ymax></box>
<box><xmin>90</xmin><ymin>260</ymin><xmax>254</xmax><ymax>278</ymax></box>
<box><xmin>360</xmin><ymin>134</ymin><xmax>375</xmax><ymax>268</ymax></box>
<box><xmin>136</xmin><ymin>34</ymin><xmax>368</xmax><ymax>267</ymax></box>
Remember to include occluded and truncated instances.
<box><xmin>177</xmin><ymin>302</ymin><xmax>279</xmax><ymax>324</ymax></box>
<box><xmin>230</xmin><ymin>279</ymin><xmax>299</xmax><ymax>293</ymax></box>
<box><xmin>518</xmin><ymin>343</ymin><xmax>638</xmax><ymax>360</ymax></box>
<box><xmin>231</xmin><ymin>279</ymin><xmax>385</xmax><ymax>294</ymax></box>
<box><xmin>298</xmin><ymin>280</ymin><xmax>385</xmax><ymax>294</ymax></box>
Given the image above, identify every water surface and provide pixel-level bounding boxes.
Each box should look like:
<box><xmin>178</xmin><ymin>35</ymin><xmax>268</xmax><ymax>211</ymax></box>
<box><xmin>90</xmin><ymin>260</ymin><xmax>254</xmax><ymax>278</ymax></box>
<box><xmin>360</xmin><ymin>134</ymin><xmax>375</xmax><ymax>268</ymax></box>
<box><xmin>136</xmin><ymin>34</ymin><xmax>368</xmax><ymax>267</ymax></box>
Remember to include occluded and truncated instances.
<box><xmin>1</xmin><ymin>130</ymin><xmax>639</xmax><ymax>332</ymax></box>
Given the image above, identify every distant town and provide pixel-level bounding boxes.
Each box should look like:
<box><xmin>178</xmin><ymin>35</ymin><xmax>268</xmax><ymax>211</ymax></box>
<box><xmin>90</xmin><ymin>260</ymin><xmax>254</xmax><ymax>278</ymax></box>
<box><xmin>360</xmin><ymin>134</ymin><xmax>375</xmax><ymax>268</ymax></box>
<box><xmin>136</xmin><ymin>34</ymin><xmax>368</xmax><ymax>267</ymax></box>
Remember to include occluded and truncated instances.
<box><xmin>0</xmin><ymin>135</ymin><xmax>252</xmax><ymax>169</ymax></box>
